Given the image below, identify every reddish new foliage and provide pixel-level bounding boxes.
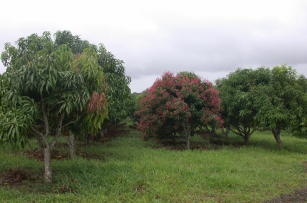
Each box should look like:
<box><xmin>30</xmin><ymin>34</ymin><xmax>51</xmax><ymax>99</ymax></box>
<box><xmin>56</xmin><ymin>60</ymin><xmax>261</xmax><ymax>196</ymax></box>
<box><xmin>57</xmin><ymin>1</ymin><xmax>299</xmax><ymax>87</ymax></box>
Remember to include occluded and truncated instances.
<box><xmin>136</xmin><ymin>72</ymin><xmax>223</xmax><ymax>138</ymax></box>
<box><xmin>87</xmin><ymin>92</ymin><xmax>106</xmax><ymax>113</ymax></box>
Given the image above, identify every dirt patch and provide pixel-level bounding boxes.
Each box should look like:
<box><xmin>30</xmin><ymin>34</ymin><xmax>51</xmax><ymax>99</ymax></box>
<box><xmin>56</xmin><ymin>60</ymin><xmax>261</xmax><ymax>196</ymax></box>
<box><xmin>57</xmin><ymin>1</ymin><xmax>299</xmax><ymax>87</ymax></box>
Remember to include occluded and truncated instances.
<box><xmin>263</xmin><ymin>161</ymin><xmax>307</xmax><ymax>203</ymax></box>
<box><xmin>135</xmin><ymin>184</ymin><xmax>146</xmax><ymax>192</ymax></box>
<box><xmin>24</xmin><ymin>149</ymin><xmax>68</xmax><ymax>161</ymax></box>
<box><xmin>0</xmin><ymin>168</ymin><xmax>37</xmax><ymax>186</ymax></box>
<box><xmin>77</xmin><ymin>151</ymin><xmax>106</xmax><ymax>160</ymax></box>
<box><xmin>25</xmin><ymin>149</ymin><xmax>108</xmax><ymax>161</ymax></box>
<box><xmin>263</xmin><ymin>188</ymin><xmax>307</xmax><ymax>203</ymax></box>
<box><xmin>0</xmin><ymin>168</ymin><xmax>76</xmax><ymax>194</ymax></box>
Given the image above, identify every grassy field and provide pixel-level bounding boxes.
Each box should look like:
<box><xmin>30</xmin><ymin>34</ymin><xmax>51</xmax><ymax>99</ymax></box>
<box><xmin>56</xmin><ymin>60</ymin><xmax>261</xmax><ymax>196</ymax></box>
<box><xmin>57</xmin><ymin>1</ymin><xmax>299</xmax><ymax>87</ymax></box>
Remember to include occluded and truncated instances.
<box><xmin>0</xmin><ymin>129</ymin><xmax>306</xmax><ymax>202</ymax></box>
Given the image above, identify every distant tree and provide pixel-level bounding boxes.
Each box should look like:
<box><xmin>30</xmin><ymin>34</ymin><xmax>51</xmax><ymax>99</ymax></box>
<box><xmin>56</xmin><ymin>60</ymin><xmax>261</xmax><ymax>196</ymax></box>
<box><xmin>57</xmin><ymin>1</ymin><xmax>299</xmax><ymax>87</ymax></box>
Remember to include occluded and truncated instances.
<box><xmin>217</xmin><ymin>68</ymin><xmax>270</xmax><ymax>144</ymax></box>
<box><xmin>97</xmin><ymin>45</ymin><xmax>132</xmax><ymax>126</ymax></box>
<box><xmin>215</xmin><ymin>79</ymin><xmax>231</xmax><ymax>137</ymax></box>
<box><xmin>66</xmin><ymin>48</ymin><xmax>108</xmax><ymax>158</ymax></box>
<box><xmin>137</xmin><ymin>72</ymin><xmax>222</xmax><ymax>149</ymax></box>
<box><xmin>130</xmin><ymin>92</ymin><xmax>146</xmax><ymax>123</ymax></box>
<box><xmin>257</xmin><ymin>66</ymin><xmax>306</xmax><ymax>146</ymax></box>
<box><xmin>0</xmin><ymin>32</ymin><xmax>107</xmax><ymax>182</ymax></box>
<box><xmin>290</xmin><ymin>75</ymin><xmax>307</xmax><ymax>138</ymax></box>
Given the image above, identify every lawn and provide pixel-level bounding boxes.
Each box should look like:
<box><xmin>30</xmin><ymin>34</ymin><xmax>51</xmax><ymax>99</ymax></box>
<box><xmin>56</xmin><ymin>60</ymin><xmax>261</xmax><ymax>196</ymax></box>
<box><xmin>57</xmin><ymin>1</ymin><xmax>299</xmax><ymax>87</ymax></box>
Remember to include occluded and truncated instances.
<box><xmin>0</xmin><ymin>129</ymin><xmax>306</xmax><ymax>202</ymax></box>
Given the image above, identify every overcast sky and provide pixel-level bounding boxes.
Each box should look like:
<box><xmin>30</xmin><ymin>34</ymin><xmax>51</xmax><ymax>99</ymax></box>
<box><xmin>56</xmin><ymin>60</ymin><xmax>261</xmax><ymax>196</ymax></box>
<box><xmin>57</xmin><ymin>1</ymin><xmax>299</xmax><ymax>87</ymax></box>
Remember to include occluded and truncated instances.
<box><xmin>0</xmin><ymin>0</ymin><xmax>307</xmax><ymax>92</ymax></box>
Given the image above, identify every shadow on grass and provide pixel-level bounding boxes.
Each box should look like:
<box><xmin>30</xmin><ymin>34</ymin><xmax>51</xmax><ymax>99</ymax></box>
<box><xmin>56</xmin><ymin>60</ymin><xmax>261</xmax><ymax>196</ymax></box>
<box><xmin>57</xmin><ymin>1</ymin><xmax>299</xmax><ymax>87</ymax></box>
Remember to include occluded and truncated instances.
<box><xmin>151</xmin><ymin>134</ymin><xmax>244</xmax><ymax>151</ymax></box>
<box><xmin>249</xmin><ymin>138</ymin><xmax>307</xmax><ymax>154</ymax></box>
<box><xmin>150</xmin><ymin>131</ymin><xmax>307</xmax><ymax>154</ymax></box>
<box><xmin>203</xmin><ymin>130</ymin><xmax>307</xmax><ymax>154</ymax></box>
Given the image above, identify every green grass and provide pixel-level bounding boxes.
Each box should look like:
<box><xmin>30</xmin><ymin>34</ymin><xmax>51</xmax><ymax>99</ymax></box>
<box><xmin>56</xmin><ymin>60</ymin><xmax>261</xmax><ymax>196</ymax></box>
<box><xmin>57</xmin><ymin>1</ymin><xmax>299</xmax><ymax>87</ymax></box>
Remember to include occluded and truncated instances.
<box><xmin>0</xmin><ymin>129</ymin><xmax>306</xmax><ymax>202</ymax></box>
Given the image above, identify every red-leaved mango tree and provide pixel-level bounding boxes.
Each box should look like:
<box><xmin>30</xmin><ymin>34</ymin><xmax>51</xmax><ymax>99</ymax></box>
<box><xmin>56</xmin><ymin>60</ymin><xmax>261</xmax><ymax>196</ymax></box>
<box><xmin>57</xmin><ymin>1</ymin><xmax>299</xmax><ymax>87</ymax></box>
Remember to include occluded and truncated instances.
<box><xmin>137</xmin><ymin>72</ymin><xmax>222</xmax><ymax>149</ymax></box>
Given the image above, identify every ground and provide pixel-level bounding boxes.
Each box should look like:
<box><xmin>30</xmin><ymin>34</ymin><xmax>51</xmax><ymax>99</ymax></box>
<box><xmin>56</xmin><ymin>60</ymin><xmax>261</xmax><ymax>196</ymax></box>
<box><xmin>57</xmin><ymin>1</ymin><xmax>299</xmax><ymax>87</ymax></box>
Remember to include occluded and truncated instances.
<box><xmin>0</xmin><ymin>128</ymin><xmax>306</xmax><ymax>202</ymax></box>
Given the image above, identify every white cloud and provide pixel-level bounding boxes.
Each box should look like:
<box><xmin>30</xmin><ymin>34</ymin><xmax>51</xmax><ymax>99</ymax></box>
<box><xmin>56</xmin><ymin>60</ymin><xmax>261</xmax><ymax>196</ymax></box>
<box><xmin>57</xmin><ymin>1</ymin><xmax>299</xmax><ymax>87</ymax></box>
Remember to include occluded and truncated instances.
<box><xmin>0</xmin><ymin>0</ymin><xmax>306</xmax><ymax>92</ymax></box>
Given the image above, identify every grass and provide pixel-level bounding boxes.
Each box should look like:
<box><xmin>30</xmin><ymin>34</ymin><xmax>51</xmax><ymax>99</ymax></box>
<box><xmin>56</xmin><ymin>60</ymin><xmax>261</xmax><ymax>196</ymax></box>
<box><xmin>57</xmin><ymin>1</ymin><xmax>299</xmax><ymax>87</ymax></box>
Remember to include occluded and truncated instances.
<box><xmin>0</xmin><ymin>129</ymin><xmax>306</xmax><ymax>202</ymax></box>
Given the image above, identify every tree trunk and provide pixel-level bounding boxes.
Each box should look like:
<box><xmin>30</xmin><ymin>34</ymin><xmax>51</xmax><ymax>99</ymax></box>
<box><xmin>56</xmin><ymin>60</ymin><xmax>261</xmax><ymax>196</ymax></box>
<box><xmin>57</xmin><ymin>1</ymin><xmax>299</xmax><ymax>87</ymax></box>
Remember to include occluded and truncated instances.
<box><xmin>221</xmin><ymin>128</ymin><xmax>226</xmax><ymax>136</ymax></box>
<box><xmin>210</xmin><ymin>126</ymin><xmax>216</xmax><ymax>136</ymax></box>
<box><xmin>272</xmin><ymin>128</ymin><xmax>283</xmax><ymax>147</ymax></box>
<box><xmin>225</xmin><ymin>127</ymin><xmax>230</xmax><ymax>137</ymax></box>
<box><xmin>43</xmin><ymin>146</ymin><xmax>52</xmax><ymax>183</ymax></box>
<box><xmin>86</xmin><ymin>133</ymin><xmax>90</xmax><ymax>145</ymax></box>
<box><xmin>184</xmin><ymin>125</ymin><xmax>191</xmax><ymax>150</ymax></box>
<box><xmin>243</xmin><ymin>134</ymin><xmax>250</xmax><ymax>145</ymax></box>
<box><xmin>94</xmin><ymin>130</ymin><xmax>104</xmax><ymax>141</ymax></box>
<box><xmin>68</xmin><ymin>132</ymin><xmax>76</xmax><ymax>159</ymax></box>
<box><xmin>186</xmin><ymin>134</ymin><xmax>190</xmax><ymax>150</ymax></box>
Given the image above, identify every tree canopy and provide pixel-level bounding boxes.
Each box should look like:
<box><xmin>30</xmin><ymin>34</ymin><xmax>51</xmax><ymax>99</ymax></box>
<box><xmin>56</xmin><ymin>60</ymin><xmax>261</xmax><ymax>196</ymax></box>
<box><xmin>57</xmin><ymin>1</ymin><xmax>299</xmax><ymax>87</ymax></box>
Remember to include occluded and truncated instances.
<box><xmin>217</xmin><ymin>68</ymin><xmax>271</xmax><ymax>144</ymax></box>
<box><xmin>137</xmin><ymin>72</ymin><xmax>222</xmax><ymax>149</ymax></box>
<box><xmin>218</xmin><ymin>66</ymin><xmax>306</xmax><ymax>145</ymax></box>
<box><xmin>97</xmin><ymin>45</ymin><xmax>132</xmax><ymax>125</ymax></box>
<box><xmin>257</xmin><ymin>66</ymin><xmax>307</xmax><ymax>145</ymax></box>
<box><xmin>53</xmin><ymin>30</ymin><xmax>132</xmax><ymax>126</ymax></box>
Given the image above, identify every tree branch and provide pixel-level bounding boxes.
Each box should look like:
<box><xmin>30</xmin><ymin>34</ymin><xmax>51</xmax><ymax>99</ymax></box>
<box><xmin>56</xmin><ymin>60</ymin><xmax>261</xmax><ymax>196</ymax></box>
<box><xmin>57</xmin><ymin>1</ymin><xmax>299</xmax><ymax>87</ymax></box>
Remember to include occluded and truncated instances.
<box><xmin>51</xmin><ymin>113</ymin><xmax>65</xmax><ymax>148</ymax></box>
<box><xmin>56</xmin><ymin>114</ymin><xmax>64</xmax><ymax>137</ymax></box>
<box><xmin>41</xmin><ymin>102</ymin><xmax>49</xmax><ymax>137</ymax></box>
<box><xmin>232</xmin><ymin>126</ymin><xmax>243</xmax><ymax>137</ymax></box>
<box><xmin>63</xmin><ymin>115</ymin><xmax>79</xmax><ymax>128</ymax></box>
<box><xmin>32</xmin><ymin>126</ymin><xmax>48</xmax><ymax>147</ymax></box>
<box><xmin>31</xmin><ymin>126</ymin><xmax>44</xmax><ymax>137</ymax></box>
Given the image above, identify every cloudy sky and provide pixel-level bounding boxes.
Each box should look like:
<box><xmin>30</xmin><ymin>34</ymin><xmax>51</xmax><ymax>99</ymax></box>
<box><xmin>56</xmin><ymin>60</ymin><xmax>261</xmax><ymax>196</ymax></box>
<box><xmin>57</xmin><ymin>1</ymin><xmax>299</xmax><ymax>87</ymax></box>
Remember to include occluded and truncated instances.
<box><xmin>0</xmin><ymin>0</ymin><xmax>307</xmax><ymax>92</ymax></box>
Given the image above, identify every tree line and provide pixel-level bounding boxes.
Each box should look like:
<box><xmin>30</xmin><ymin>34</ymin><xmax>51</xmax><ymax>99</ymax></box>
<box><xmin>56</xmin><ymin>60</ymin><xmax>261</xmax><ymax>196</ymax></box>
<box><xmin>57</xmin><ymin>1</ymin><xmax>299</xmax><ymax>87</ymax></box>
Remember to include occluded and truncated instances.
<box><xmin>136</xmin><ymin>67</ymin><xmax>306</xmax><ymax>148</ymax></box>
<box><xmin>0</xmin><ymin>31</ymin><xmax>306</xmax><ymax>183</ymax></box>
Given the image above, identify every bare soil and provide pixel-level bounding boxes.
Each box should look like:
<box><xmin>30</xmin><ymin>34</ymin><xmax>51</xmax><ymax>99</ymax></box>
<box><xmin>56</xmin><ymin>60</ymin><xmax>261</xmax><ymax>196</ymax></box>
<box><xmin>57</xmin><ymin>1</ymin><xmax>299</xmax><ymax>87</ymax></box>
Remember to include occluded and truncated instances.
<box><xmin>0</xmin><ymin>167</ymin><xmax>76</xmax><ymax>194</ymax></box>
<box><xmin>263</xmin><ymin>188</ymin><xmax>307</xmax><ymax>203</ymax></box>
<box><xmin>263</xmin><ymin>161</ymin><xmax>307</xmax><ymax>203</ymax></box>
<box><xmin>23</xmin><ymin>149</ymin><xmax>68</xmax><ymax>161</ymax></box>
<box><xmin>135</xmin><ymin>184</ymin><xmax>146</xmax><ymax>192</ymax></box>
<box><xmin>23</xmin><ymin>127</ymin><xmax>129</xmax><ymax>161</ymax></box>
<box><xmin>0</xmin><ymin>168</ymin><xmax>37</xmax><ymax>186</ymax></box>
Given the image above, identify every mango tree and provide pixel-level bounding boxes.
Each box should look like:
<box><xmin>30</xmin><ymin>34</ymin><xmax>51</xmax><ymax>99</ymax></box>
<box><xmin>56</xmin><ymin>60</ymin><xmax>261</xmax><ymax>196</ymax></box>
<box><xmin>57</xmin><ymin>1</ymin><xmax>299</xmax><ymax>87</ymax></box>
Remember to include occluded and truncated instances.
<box><xmin>0</xmin><ymin>32</ymin><xmax>107</xmax><ymax>182</ymax></box>
<box><xmin>217</xmin><ymin>68</ymin><xmax>270</xmax><ymax>144</ymax></box>
<box><xmin>67</xmin><ymin>48</ymin><xmax>108</xmax><ymax>158</ymax></box>
<box><xmin>257</xmin><ymin>66</ymin><xmax>306</xmax><ymax>146</ymax></box>
<box><xmin>137</xmin><ymin>72</ymin><xmax>222</xmax><ymax>149</ymax></box>
<box><xmin>54</xmin><ymin>30</ymin><xmax>95</xmax><ymax>54</ymax></box>
<box><xmin>97</xmin><ymin>45</ymin><xmax>132</xmax><ymax>127</ymax></box>
<box><xmin>54</xmin><ymin>30</ymin><xmax>132</xmax><ymax>133</ymax></box>
<box><xmin>54</xmin><ymin>30</ymin><xmax>109</xmax><ymax>155</ymax></box>
<box><xmin>290</xmin><ymin>75</ymin><xmax>307</xmax><ymax>138</ymax></box>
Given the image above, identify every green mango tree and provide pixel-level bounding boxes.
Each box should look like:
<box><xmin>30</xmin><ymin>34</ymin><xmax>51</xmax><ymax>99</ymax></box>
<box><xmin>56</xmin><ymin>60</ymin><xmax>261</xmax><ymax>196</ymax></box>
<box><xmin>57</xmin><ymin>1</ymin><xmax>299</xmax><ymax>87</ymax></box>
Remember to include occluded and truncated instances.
<box><xmin>0</xmin><ymin>32</ymin><xmax>107</xmax><ymax>182</ymax></box>
<box><xmin>54</xmin><ymin>31</ymin><xmax>133</xmax><ymax>130</ymax></box>
<box><xmin>97</xmin><ymin>45</ymin><xmax>132</xmax><ymax>127</ymax></box>
<box><xmin>217</xmin><ymin>68</ymin><xmax>270</xmax><ymax>144</ymax></box>
<box><xmin>257</xmin><ymin>66</ymin><xmax>306</xmax><ymax>146</ymax></box>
